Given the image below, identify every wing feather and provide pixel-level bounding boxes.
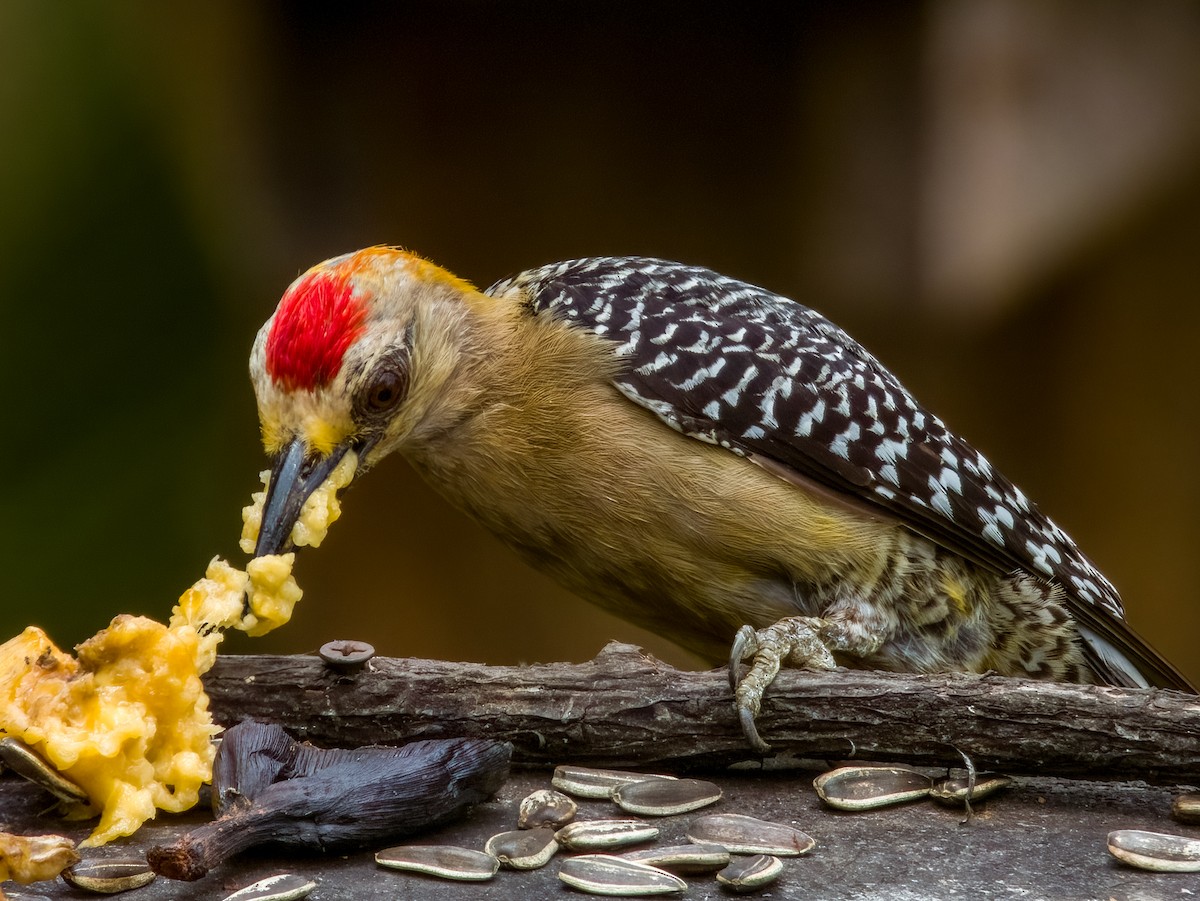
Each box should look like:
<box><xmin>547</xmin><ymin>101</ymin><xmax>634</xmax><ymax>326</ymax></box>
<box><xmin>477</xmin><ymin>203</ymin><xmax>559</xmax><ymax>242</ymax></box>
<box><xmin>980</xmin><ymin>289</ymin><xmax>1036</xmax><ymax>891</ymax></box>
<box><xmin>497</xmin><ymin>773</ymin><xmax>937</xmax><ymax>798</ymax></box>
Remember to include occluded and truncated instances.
<box><xmin>488</xmin><ymin>258</ymin><xmax>1192</xmax><ymax>691</ymax></box>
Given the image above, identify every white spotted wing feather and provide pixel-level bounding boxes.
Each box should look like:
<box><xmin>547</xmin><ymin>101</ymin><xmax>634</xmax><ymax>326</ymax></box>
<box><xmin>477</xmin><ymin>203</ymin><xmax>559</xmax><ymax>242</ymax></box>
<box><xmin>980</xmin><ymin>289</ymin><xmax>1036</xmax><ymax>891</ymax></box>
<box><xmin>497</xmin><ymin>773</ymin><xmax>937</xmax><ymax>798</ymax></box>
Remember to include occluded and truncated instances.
<box><xmin>487</xmin><ymin>258</ymin><xmax>1189</xmax><ymax>691</ymax></box>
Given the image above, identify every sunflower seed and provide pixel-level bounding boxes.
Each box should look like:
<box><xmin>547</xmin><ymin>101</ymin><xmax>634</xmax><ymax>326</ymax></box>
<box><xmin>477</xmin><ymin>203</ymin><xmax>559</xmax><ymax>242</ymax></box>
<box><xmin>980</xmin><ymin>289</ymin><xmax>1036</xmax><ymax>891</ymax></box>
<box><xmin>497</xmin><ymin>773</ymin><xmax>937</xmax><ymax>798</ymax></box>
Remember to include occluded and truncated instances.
<box><xmin>813</xmin><ymin>765</ymin><xmax>932</xmax><ymax>811</ymax></box>
<box><xmin>60</xmin><ymin>858</ymin><xmax>155</xmax><ymax>894</ymax></box>
<box><xmin>1172</xmin><ymin>793</ymin><xmax>1200</xmax><ymax>825</ymax></box>
<box><xmin>0</xmin><ymin>737</ymin><xmax>89</xmax><ymax>805</ymax></box>
<box><xmin>221</xmin><ymin>874</ymin><xmax>316</xmax><ymax>901</ymax></box>
<box><xmin>376</xmin><ymin>844</ymin><xmax>499</xmax><ymax>881</ymax></box>
<box><xmin>1107</xmin><ymin>830</ymin><xmax>1200</xmax><ymax>872</ymax></box>
<box><xmin>518</xmin><ymin>788</ymin><xmax>578</xmax><ymax>829</ymax></box>
<box><xmin>553</xmin><ymin>765</ymin><xmax>678</xmax><ymax>799</ymax></box>
<box><xmin>716</xmin><ymin>854</ymin><xmax>784</xmax><ymax>893</ymax></box>
<box><xmin>485</xmin><ymin>826</ymin><xmax>559</xmax><ymax>869</ymax></box>
<box><xmin>556</xmin><ymin>819</ymin><xmax>660</xmax><ymax>851</ymax></box>
<box><xmin>929</xmin><ymin>773</ymin><xmax>1012</xmax><ymax>806</ymax></box>
<box><xmin>558</xmin><ymin>855</ymin><xmax>687</xmax><ymax>896</ymax></box>
<box><xmin>624</xmin><ymin>842</ymin><xmax>730</xmax><ymax>873</ymax></box>
<box><xmin>686</xmin><ymin>814</ymin><xmax>815</xmax><ymax>856</ymax></box>
<box><xmin>612</xmin><ymin>778</ymin><xmax>722</xmax><ymax>816</ymax></box>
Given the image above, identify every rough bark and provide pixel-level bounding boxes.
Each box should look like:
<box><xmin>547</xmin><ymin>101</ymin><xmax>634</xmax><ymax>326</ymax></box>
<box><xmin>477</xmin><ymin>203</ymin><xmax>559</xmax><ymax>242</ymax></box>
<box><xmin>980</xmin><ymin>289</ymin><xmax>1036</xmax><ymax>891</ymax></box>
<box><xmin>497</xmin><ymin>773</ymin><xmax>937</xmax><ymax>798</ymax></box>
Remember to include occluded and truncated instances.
<box><xmin>204</xmin><ymin>641</ymin><xmax>1200</xmax><ymax>784</ymax></box>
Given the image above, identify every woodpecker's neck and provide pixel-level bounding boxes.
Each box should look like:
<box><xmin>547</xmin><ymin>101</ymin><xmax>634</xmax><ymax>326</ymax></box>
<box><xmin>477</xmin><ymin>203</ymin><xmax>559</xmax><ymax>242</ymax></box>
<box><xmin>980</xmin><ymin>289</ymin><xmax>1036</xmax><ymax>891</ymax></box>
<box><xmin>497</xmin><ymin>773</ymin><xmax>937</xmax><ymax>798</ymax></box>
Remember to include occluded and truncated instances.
<box><xmin>399</xmin><ymin>288</ymin><xmax>621</xmax><ymax>491</ymax></box>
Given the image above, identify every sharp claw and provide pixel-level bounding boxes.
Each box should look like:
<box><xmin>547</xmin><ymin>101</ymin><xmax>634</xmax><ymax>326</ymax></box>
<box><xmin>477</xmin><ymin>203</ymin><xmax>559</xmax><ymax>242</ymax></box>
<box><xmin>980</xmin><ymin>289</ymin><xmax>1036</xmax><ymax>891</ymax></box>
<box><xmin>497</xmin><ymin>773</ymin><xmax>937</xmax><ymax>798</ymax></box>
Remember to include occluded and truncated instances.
<box><xmin>739</xmin><ymin>705</ymin><xmax>772</xmax><ymax>755</ymax></box>
<box><xmin>728</xmin><ymin>625</ymin><xmax>755</xmax><ymax>693</ymax></box>
<box><xmin>730</xmin><ymin>625</ymin><xmax>774</xmax><ymax>753</ymax></box>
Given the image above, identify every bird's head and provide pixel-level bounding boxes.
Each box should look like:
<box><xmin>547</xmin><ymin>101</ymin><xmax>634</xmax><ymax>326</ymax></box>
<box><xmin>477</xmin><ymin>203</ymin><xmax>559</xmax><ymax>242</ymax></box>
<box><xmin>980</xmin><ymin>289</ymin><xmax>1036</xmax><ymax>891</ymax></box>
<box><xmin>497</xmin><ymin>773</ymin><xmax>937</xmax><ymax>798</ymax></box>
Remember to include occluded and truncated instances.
<box><xmin>248</xmin><ymin>246</ymin><xmax>480</xmax><ymax>557</ymax></box>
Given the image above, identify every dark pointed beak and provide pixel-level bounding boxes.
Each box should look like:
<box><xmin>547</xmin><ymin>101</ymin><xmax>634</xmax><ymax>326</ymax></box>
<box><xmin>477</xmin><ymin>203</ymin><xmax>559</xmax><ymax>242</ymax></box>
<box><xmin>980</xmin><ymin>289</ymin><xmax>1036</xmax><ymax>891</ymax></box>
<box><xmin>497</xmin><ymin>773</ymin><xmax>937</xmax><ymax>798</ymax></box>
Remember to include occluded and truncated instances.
<box><xmin>253</xmin><ymin>437</ymin><xmax>351</xmax><ymax>557</ymax></box>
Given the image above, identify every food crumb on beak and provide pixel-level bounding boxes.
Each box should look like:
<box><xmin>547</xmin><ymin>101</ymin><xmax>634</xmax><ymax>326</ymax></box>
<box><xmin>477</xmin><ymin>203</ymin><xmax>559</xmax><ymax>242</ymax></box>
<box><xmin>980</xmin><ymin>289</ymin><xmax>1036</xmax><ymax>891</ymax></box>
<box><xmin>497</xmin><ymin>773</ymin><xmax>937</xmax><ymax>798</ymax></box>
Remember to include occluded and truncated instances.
<box><xmin>240</xmin><ymin>449</ymin><xmax>358</xmax><ymax>554</ymax></box>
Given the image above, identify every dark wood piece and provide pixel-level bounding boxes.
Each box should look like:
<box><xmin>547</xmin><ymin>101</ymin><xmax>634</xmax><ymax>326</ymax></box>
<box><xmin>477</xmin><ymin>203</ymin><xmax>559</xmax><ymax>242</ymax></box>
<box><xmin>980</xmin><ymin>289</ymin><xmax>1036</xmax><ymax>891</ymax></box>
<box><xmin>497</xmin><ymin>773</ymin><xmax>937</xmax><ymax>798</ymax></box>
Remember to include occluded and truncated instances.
<box><xmin>205</xmin><ymin>642</ymin><xmax>1200</xmax><ymax>784</ymax></box>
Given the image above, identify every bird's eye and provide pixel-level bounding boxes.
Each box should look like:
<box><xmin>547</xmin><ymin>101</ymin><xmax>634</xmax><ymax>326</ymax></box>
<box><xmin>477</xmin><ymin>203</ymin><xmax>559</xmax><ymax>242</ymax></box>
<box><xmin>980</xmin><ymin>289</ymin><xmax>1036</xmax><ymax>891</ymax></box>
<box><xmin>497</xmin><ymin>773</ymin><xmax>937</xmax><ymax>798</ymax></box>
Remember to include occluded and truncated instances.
<box><xmin>365</xmin><ymin>368</ymin><xmax>407</xmax><ymax>413</ymax></box>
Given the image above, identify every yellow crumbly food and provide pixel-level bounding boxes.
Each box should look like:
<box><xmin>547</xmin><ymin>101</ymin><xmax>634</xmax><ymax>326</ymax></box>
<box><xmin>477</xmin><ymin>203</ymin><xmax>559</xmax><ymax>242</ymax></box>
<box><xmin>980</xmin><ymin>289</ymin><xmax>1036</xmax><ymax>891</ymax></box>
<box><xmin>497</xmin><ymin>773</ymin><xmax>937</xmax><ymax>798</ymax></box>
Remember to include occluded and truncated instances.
<box><xmin>172</xmin><ymin>554</ymin><xmax>302</xmax><ymax>647</ymax></box>
<box><xmin>240</xmin><ymin>451</ymin><xmax>357</xmax><ymax>554</ymax></box>
<box><xmin>0</xmin><ymin>451</ymin><xmax>357</xmax><ymax>847</ymax></box>
<box><xmin>0</xmin><ymin>619</ymin><xmax>214</xmax><ymax>847</ymax></box>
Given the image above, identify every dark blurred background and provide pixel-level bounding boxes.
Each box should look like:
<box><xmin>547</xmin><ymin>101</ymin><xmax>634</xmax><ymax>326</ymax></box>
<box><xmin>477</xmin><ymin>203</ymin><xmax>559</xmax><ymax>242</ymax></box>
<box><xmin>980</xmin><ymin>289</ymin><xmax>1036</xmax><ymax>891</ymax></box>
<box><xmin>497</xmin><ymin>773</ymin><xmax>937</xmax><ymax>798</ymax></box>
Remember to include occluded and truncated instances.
<box><xmin>3</xmin><ymin>1</ymin><xmax>1199</xmax><ymax>682</ymax></box>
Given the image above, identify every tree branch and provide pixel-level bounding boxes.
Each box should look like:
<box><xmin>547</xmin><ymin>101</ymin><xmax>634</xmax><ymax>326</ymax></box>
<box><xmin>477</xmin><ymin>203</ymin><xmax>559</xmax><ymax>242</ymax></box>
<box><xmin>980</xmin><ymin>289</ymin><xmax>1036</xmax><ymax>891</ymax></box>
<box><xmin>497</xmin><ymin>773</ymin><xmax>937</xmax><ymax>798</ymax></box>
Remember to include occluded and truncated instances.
<box><xmin>204</xmin><ymin>642</ymin><xmax>1200</xmax><ymax>784</ymax></box>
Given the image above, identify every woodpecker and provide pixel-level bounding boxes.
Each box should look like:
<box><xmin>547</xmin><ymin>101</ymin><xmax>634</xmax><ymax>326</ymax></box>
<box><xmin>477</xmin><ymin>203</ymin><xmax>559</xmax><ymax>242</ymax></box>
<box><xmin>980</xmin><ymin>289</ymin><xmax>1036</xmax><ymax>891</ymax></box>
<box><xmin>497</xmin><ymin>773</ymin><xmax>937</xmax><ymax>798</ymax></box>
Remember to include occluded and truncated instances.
<box><xmin>249</xmin><ymin>246</ymin><xmax>1193</xmax><ymax>752</ymax></box>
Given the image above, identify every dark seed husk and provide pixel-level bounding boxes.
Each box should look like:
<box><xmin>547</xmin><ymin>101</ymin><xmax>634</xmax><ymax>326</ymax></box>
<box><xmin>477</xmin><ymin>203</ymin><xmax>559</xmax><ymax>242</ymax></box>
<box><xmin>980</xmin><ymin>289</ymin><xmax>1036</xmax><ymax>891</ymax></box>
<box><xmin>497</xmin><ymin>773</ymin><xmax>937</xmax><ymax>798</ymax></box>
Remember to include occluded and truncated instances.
<box><xmin>686</xmin><ymin>814</ymin><xmax>814</xmax><ymax>856</ymax></box>
<box><xmin>0</xmin><ymin>737</ymin><xmax>90</xmax><ymax>805</ymax></box>
<box><xmin>60</xmin><ymin>858</ymin><xmax>155</xmax><ymax>894</ymax></box>
<box><xmin>558</xmin><ymin>854</ymin><xmax>687</xmax><ymax>896</ymax></box>
<box><xmin>929</xmin><ymin>773</ymin><xmax>1012</xmax><ymax>806</ymax></box>
<box><xmin>813</xmin><ymin>765</ymin><xmax>932</xmax><ymax>811</ymax></box>
<box><xmin>1108</xmin><ymin>830</ymin><xmax>1200</xmax><ymax>872</ymax></box>
<box><xmin>624</xmin><ymin>843</ymin><xmax>730</xmax><ymax>873</ymax></box>
<box><xmin>716</xmin><ymin>854</ymin><xmax>784</xmax><ymax>893</ymax></box>
<box><xmin>613</xmin><ymin>778</ymin><xmax>722</xmax><ymax>816</ymax></box>
<box><xmin>221</xmin><ymin>874</ymin><xmax>317</xmax><ymax>901</ymax></box>
<box><xmin>148</xmin><ymin>722</ymin><xmax>511</xmax><ymax>881</ymax></box>
<box><xmin>555</xmin><ymin>819</ymin><xmax>660</xmax><ymax>851</ymax></box>
<box><xmin>517</xmin><ymin>788</ymin><xmax>578</xmax><ymax>829</ymax></box>
<box><xmin>376</xmin><ymin>844</ymin><xmax>498</xmax><ymax>881</ymax></box>
<box><xmin>484</xmin><ymin>826</ymin><xmax>559</xmax><ymax>869</ymax></box>
<box><xmin>553</xmin><ymin>765</ymin><xmax>677</xmax><ymax>799</ymax></box>
<box><xmin>1172</xmin><ymin>793</ymin><xmax>1200</xmax><ymax>825</ymax></box>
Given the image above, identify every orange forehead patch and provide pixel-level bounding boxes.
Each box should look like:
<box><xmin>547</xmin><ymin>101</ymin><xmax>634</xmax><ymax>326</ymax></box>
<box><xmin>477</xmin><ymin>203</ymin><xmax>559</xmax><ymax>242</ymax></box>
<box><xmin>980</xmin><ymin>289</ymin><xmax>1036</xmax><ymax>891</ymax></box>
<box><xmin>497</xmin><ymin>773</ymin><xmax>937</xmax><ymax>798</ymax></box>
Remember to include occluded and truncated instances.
<box><xmin>331</xmin><ymin>245</ymin><xmax>476</xmax><ymax>294</ymax></box>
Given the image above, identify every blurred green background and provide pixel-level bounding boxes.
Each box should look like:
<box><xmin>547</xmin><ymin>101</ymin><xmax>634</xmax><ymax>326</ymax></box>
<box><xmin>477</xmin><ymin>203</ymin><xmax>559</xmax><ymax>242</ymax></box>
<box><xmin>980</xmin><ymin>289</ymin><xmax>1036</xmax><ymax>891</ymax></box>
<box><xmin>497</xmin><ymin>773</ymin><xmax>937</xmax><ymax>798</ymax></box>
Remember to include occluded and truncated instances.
<box><xmin>3</xmin><ymin>1</ymin><xmax>1199</xmax><ymax>682</ymax></box>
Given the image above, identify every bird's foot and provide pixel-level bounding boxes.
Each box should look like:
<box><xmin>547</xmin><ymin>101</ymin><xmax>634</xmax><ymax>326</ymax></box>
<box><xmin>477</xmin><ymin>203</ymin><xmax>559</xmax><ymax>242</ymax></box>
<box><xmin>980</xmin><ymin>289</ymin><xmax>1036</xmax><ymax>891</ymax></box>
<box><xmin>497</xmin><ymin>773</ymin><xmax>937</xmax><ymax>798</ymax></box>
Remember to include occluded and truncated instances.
<box><xmin>729</xmin><ymin>617</ymin><xmax>837</xmax><ymax>754</ymax></box>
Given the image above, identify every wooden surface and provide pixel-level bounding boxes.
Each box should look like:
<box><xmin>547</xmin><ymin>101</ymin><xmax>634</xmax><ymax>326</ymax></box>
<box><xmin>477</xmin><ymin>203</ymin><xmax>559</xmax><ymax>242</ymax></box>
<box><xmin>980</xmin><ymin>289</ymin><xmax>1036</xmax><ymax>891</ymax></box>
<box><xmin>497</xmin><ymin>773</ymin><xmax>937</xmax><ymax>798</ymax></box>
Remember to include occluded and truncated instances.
<box><xmin>4</xmin><ymin>644</ymin><xmax>1200</xmax><ymax>899</ymax></box>
<box><xmin>1</xmin><ymin>766</ymin><xmax>1197</xmax><ymax>900</ymax></box>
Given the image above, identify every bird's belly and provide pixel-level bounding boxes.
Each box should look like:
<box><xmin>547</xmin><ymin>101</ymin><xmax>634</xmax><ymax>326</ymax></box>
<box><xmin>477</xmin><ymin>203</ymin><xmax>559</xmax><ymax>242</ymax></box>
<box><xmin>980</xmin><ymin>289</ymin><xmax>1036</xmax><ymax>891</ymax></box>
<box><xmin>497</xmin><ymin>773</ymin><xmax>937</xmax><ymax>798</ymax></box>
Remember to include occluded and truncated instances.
<box><xmin>409</xmin><ymin>400</ymin><xmax>905</xmax><ymax>665</ymax></box>
<box><xmin>417</xmin><ymin>467</ymin><xmax>882</xmax><ymax>665</ymax></box>
<box><xmin>504</xmin><ymin>531</ymin><xmax>809</xmax><ymax>664</ymax></box>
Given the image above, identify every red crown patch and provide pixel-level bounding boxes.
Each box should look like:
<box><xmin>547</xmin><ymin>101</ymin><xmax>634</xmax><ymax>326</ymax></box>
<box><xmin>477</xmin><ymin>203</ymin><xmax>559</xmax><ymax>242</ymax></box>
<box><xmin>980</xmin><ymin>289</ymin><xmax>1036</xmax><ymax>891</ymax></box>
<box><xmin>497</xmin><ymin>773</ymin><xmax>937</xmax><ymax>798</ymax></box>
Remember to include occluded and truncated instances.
<box><xmin>265</xmin><ymin>268</ymin><xmax>368</xmax><ymax>391</ymax></box>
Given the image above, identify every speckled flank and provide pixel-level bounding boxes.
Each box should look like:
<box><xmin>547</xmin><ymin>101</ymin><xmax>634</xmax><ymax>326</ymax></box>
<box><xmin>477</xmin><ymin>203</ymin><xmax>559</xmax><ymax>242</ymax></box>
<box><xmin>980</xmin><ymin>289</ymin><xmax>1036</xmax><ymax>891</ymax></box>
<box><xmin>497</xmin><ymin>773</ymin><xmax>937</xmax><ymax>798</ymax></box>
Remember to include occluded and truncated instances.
<box><xmin>489</xmin><ymin>258</ymin><xmax>1122</xmax><ymax>623</ymax></box>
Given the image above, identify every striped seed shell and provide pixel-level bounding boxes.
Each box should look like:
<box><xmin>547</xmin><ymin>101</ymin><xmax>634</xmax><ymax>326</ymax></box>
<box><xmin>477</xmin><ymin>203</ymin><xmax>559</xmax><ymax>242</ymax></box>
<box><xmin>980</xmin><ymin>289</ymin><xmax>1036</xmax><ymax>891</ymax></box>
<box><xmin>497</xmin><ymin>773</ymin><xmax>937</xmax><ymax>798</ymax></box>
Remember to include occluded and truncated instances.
<box><xmin>556</xmin><ymin>819</ymin><xmax>660</xmax><ymax>851</ymax></box>
<box><xmin>484</xmin><ymin>826</ymin><xmax>559</xmax><ymax>869</ymax></box>
<box><xmin>623</xmin><ymin>843</ymin><xmax>730</xmax><ymax>873</ymax></box>
<box><xmin>1108</xmin><ymin>830</ymin><xmax>1200</xmax><ymax>872</ymax></box>
<box><xmin>553</xmin><ymin>765</ymin><xmax>677</xmax><ymax>799</ymax></box>
<box><xmin>60</xmin><ymin>857</ymin><xmax>155</xmax><ymax>893</ymax></box>
<box><xmin>813</xmin><ymin>766</ymin><xmax>932</xmax><ymax>811</ymax></box>
<box><xmin>716</xmin><ymin>854</ymin><xmax>784</xmax><ymax>893</ymax></box>
<box><xmin>558</xmin><ymin>855</ymin><xmax>687</xmax><ymax>896</ymax></box>
<box><xmin>686</xmin><ymin>814</ymin><xmax>814</xmax><ymax>856</ymax></box>
<box><xmin>0</xmin><ymin>738</ymin><xmax>90</xmax><ymax>805</ymax></box>
<box><xmin>518</xmin><ymin>788</ymin><xmax>578</xmax><ymax>829</ymax></box>
<box><xmin>376</xmin><ymin>844</ymin><xmax>498</xmax><ymax>881</ymax></box>
<box><xmin>221</xmin><ymin>874</ymin><xmax>317</xmax><ymax>901</ymax></box>
<box><xmin>612</xmin><ymin>778</ymin><xmax>722</xmax><ymax>816</ymax></box>
<box><xmin>929</xmin><ymin>773</ymin><xmax>1012</xmax><ymax>806</ymax></box>
<box><xmin>1172</xmin><ymin>793</ymin><xmax>1200</xmax><ymax>825</ymax></box>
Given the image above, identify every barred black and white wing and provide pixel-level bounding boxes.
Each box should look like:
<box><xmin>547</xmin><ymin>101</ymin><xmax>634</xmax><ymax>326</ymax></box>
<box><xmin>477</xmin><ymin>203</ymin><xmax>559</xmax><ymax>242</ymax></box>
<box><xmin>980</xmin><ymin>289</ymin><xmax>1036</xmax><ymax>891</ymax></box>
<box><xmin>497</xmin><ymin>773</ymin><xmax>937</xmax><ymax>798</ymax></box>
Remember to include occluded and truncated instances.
<box><xmin>488</xmin><ymin>257</ymin><xmax>1190</xmax><ymax>691</ymax></box>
